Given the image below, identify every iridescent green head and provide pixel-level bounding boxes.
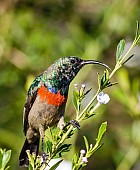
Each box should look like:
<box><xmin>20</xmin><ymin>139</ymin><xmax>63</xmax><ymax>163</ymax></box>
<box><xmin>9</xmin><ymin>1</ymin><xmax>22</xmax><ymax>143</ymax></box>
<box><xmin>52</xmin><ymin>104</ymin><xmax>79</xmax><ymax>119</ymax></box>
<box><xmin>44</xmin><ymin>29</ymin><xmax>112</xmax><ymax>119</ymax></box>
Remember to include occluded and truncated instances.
<box><xmin>45</xmin><ymin>56</ymin><xmax>110</xmax><ymax>96</ymax></box>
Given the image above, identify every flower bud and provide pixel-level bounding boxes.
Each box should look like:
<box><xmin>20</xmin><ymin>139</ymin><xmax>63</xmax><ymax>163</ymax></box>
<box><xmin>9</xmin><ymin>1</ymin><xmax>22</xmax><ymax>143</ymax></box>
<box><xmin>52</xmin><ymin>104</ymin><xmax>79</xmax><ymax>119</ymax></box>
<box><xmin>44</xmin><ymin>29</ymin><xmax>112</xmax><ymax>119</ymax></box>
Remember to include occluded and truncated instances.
<box><xmin>81</xmin><ymin>157</ymin><xmax>88</xmax><ymax>163</ymax></box>
<box><xmin>74</xmin><ymin>83</ymin><xmax>79</xmax><ymax>91</ymax></box>
<box><xmin>80</xmin><ymin>149</ymin><xmax>86</xmax><ymax>155</ymax></box>
<box><xmin>80</xmin><ymin>84</ymin><xmax>86</xmax><ymax>95</ymax></box>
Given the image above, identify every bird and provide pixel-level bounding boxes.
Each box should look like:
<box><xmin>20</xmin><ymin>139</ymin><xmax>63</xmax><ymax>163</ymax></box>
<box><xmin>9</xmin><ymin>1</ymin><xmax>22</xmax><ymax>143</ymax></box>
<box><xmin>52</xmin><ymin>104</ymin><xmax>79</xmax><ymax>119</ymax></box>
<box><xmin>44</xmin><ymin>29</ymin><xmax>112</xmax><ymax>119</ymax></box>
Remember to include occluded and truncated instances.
<box><xmin>19</xmin><ymin>56</ymin><xmax>110</xmax><ymax>166</ymax></box>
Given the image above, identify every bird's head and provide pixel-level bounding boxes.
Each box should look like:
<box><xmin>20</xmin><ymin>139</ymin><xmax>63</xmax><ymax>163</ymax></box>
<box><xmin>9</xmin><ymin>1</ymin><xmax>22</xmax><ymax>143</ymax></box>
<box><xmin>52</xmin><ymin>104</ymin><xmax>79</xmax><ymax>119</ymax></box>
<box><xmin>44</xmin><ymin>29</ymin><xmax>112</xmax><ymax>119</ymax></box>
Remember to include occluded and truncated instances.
<box><xmin>54</xmin><ymin>56</ymin><xmax>110</xmax><ymax>78</ymax></box>
<box><xmin>46</xmin><ymin>56</ymin><xmax>110</xmax><ymax>95</ymax></box>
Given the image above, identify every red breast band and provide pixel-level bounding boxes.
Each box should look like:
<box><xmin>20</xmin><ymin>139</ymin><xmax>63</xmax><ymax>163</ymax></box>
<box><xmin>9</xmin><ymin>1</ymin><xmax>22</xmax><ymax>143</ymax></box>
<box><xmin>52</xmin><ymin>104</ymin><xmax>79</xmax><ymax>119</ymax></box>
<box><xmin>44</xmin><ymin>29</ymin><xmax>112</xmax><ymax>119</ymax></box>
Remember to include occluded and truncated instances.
<box><xmin>38</xmin><ymin>86</ymin><xmax>67</xmax><ymax>106</ymax></box>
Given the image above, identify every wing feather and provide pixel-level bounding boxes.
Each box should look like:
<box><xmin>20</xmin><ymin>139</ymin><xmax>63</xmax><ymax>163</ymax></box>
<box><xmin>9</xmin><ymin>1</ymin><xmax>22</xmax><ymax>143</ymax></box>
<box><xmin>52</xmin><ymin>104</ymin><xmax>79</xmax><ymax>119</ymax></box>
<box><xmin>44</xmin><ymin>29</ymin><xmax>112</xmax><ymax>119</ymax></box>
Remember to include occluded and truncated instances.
<box><xmin>23</xmin><ymin>74</ymin><xmax>44</xmax><ymax>135</ymax></box>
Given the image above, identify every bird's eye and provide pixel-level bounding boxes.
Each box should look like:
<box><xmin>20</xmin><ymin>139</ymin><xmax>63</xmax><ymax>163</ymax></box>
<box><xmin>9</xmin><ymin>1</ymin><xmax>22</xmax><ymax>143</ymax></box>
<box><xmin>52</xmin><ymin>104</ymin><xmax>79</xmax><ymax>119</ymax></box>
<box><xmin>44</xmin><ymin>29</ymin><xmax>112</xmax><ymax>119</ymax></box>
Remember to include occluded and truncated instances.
<box><xmin>71</xmin><ymin>59</ymin><xmax>75</xmax><ymax>64</ymax></box>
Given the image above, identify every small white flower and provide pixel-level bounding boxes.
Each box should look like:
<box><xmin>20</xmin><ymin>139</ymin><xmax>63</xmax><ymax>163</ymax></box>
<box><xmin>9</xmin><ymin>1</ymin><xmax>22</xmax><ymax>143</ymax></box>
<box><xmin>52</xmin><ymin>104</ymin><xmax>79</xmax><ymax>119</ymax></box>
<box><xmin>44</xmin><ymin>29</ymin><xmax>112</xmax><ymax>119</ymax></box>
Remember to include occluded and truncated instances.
<box><xmin>81</xmin><ymin>84</ymin><xmax>86</xmax><ymax>88</ymax></box>
<box><xmin>81</xmin><ymin>157</ymin><xmax>88</xmax><ymax>163</ymax></box>
<box><xmin>80</xmin><ymin>84</ymin><xmax>86</xmax><ymax>95</ymax></box>
<box><xmin>97</xmin><ymin>92</ymin><xmax>110</xmax><ymax>104</ymax></box>
<box><xmin>74</xmin><ymin>83</ymin><xmax>78</xmax><ymax>87</ymax></box>
<box><xmin>74</xmin><ymin>84</ymin><xmax>79</xmax><ymax>92</ymax></box>
<box><xmin>90</xmin><ymin>144</ymin><xmax>93</xmax><ymax>148</ymax></box>
<box><xmin>80</xmin><ymin>149</ymin><xmax>86</xmax><ymax>155</ymax></box>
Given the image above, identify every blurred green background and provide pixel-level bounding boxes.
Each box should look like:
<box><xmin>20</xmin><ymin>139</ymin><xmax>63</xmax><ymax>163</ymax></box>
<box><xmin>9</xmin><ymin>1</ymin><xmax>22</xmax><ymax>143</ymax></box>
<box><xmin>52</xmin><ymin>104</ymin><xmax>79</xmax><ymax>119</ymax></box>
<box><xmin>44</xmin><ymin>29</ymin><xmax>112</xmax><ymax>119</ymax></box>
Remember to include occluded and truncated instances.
<box><xmin>0</xmin><ymin>0</ymin><xmax>140</xmax><ymax>169</ymax></box>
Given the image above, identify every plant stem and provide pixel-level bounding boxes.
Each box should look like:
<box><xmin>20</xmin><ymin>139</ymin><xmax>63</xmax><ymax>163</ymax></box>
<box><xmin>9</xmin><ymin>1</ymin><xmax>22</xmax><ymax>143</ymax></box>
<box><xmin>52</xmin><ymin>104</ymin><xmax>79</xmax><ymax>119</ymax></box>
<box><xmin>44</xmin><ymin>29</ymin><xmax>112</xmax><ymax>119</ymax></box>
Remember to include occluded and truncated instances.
<box><xmin>109</xmin><ymin>63</ymin><xmax>120</xmax><ymax>79</ymax></box>
<box><xmin>109</xmin><ymin>36</ymin><xmax>139</xmax><ymax>80</ymax></box>
<box><xmin>119</xmin><ymin>41</ymin><xmax>135</xmax><ymax>64</ymax></box>
<box><xmin>77</xmin><ymin>88</ymin><xmax>100</xmax><ymax>122</ymax></box>
<box><xmin>49</xmin><ymin>125</ymin><xmax>74</xmax><ymax>161</ymax></box>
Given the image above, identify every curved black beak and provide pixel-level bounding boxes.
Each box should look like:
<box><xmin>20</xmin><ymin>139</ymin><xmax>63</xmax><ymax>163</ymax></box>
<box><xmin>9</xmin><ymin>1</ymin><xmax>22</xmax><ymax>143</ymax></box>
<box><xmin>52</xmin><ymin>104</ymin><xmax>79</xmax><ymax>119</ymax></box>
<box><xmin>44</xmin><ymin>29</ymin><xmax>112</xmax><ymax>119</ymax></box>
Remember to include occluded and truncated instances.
<box><xmin>82</xmin><ymin>60</ymin><xmax>111</xmax><ymax>70</ymax></box>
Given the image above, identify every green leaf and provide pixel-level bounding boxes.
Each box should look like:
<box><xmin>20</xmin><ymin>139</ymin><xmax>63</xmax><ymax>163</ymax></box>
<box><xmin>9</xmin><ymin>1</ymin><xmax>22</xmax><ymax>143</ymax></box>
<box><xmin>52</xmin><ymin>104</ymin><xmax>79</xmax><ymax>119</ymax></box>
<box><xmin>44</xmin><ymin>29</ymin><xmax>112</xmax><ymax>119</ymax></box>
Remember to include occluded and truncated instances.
<box><xmin>135</xmin><ymin>21</ymin><xmax>139</xmax><ymax>40</ymax></box>
<box><xmin>2</xmin><ymin>150</ymin><xmax>11</xmax><ymax>169</ymax></box>
<box><xmin>0</xmin><ymin>149</ymin><xmax>3</xmax><ymax>168</ymax></box>
<box><xmin>56</xmin><ymin>144</ymin><xmax>72</xmax><ymax>157</ymax></box>
<box><xmin>83</xmin><ymin>110</ymin><xmax>95</xmax><ymax>120</ymax></box>
<box><xmin>83</xmin><ymin>136</ymin><xmax>89</xmax><ymax>152</ymax></box>
<box><xmin>96</xmin><ymin>122</ymin><xmax>107</xmax><ymax>143</ymax></box>
<box><xmin>86</xmin><ymin>122</ymin><xmax>107</xmax><ymax>158</ymax></box>
<box><xmin>26</xmin><ymin>151</ymin><xmax>35</xmax><ymax>169</ymax></box>
<box><xmin>122</xmin><ymin>54</ymin><xmax>134</xmax><ymax>65</ymax></box>
<box><xmin>84</xmin><ymin>86</ymin><xmax>93</xmax><ymax>96</ymax></box>
<box><xmin>116</xmin><ymin>39</ymin><xmax>125</xmax><ymax>61</ymax></box>
<box><xmin>87</xmin><ymin>143</ymin><xmax>103</xmax><ymax>157</ymax></box>
<box><xmin>73</xmin><ymin>91</ymin><xmax>79</xmax><ymax>111</ymax></box>
<box><xmin>49</xmin><ymin>159</ymin><xmax>63</xmax><ymax>170</ymax></box>
<box><xmin>46</xmin><ymin>140</ymin><xmax>53</xmax><ymax>153</ymax></box>
<box><xmin>72</xmin><ymin>153</ymin><xmax>78</xmax><ymax>167</ymax></box>
<box><xmin>67</xmin><ymin>129</ymin><xmax>75</xmax><ymax>139</ymax></box>
<box><xmin>100</xmin><ymin>69</ymin><xmax>112</xmax><ymax>90</ymax></box>
<box><xmin>5</xmin><ymin>166</ymin><xmax>10</xmax><ymax>170</ymax></box>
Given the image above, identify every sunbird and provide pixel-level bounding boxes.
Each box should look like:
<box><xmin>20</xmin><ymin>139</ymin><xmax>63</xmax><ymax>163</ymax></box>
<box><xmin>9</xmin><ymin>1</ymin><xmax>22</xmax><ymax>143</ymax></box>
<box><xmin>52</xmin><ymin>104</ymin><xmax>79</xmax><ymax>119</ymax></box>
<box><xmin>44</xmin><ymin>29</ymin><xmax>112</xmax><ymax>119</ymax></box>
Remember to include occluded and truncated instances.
<box><xmin>19</xmin><ymin>56</ymin><xmax>109</xmax><ymax>166</ymax></box>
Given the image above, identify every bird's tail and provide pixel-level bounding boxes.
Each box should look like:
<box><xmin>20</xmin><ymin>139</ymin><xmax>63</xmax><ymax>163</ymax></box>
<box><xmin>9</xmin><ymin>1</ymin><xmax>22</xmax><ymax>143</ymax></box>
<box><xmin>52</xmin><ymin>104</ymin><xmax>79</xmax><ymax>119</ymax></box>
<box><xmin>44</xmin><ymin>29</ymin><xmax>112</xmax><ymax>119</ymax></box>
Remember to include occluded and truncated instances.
<box><xmin>19</xmin><ymin>138</ymin><xmax>39</xmax><ymax>167</ymax></box>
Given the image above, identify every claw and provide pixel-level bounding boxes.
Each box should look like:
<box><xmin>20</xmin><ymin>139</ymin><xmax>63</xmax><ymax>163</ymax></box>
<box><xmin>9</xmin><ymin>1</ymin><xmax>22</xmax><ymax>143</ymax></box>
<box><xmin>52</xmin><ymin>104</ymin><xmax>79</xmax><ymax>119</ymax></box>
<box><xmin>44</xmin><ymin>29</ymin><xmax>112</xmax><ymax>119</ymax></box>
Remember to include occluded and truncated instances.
<box><xmin>70</xmin><ymin>120</ymin><xmax>80</xmax><ymax>130</ymax></box>
<box><xmin>41</xmin><ymin>152</ymin><xmax>49</xmax><ymax>165</ymax></box>
<box><xmin>62</xmin><ymin>120</ymin><xmax>80</xmax><ymax>130</ymax></box>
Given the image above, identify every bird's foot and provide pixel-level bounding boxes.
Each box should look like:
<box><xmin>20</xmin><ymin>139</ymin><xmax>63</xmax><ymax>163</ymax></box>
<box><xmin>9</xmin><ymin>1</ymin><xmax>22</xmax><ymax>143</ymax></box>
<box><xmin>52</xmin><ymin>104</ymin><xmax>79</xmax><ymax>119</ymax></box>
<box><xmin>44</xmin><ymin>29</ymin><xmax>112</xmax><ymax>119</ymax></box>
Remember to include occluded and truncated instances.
<box><xmin>63</xmin><ymin>120</ymin><xmax>80</xmax><ymax>130</ymax></box>
<box><xmin>41</xmin><ymin>152</ymin><xmax>49</xmax><ymax>165</ymax></box>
